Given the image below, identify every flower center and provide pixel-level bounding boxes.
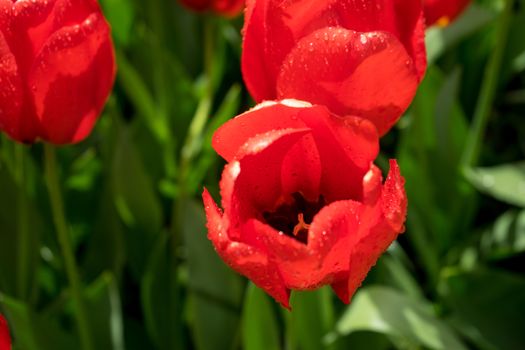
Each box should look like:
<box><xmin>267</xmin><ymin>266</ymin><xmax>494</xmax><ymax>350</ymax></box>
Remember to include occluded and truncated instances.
<box><xmin>262</xmin><ymin>192</ymin><xmax>326</xmax><ymax>244</ymax></box>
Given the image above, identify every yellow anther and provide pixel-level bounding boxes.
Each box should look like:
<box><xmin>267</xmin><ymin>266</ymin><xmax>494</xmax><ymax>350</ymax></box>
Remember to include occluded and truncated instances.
<box><xmin>293</xmin><ymin>213</ymin><xmax>311</xmax><ymax>236</ymax></box>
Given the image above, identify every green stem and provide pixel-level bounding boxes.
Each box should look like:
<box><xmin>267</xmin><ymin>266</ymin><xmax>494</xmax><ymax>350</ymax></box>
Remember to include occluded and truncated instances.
<box><xmin>461</xmin><ymin>0</ymin><xmax>514</xmax><ymax>168</ymax></box>
<box><xmin>44</xmin><ymin>144</ymin><xmax>94</xmax><ymax>350</ymax></box>
<box><xmin>16</xmin><ymin>144</ymin><xmax>30</xmax><ymax>301</ymax></box>
<box><xmin>284</xmin><ymin>310</ymin><xmax>296</xmax><ymax>350</ymax></box>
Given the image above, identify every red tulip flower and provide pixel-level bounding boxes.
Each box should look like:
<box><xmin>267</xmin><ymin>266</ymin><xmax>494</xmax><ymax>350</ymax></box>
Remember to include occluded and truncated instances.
<box><xmin>0</xmin><ymin>314</ymin><xmax>10</xmax><ymax>350</ymax></box>
<box><xmin>424</xmin><ymin>0</ymin><xmax>470</xmax><ymax>27</ymax></box>
<box><xmin>242</xmin><ymin>0</ymin><xmax>427</xmax><ymax>136</ymax></box>
<box><xmin>179</xmin><ymin>0</ymin><xmax>244</xmax><ymax>18</ymax></box>
<box><xmin>0</xmin><ymin>0</ymin><xmax>116</xmax><ymax>145</ymax></box>
<box><xmin>203</xmin><ymin>100</ymin><xmax>407</xmax><ymax>308</ymax></box>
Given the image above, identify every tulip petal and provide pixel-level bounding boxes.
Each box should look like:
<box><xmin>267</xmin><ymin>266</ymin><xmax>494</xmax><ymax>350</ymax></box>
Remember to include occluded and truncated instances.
<box><xmin>213</xmin><ymin>100</ymin><xmax>313</xmax><ymax>162</ymax></box>
<box><xmin>333</xmin><ymin>0</ymin><xmax>426</xmax><ymax>81</ymax></box>
<box><xmin>0</xmin><ymin>31</ymin><xmax>24</xmax><ymax>140</ymax></box>
<box><xmin>381</xmin><ymin>160</ymin><xmax>407</xmax><ymax>232</ymax></box>
<box><xmin>242</xmin><ymin>0</ymin><xmax>276</xmax><ymax>101</ymax></box>
<box><xmin>228</xmin><ymin>128</ymin><xmax>311</xmax><ymax>218</ymax></box>
<box><xmin>203</xmin><ymin>189</ymin><xmax>291</xmax><ymax>308</ymax></box>
<box><xmin>277</xmin><ymin>27</ymin><xmax>419</xmax><ymax>136</ymax></box>
<box><xmin>214</xmin><ymin>101</ymin><xmax>379</xmax><ymax>203</ymax></box>
<box><xmin>257</xmin><ymin>200</ymin><xmax>361</xmax><ymax>290</ymax></box>
<box><xmin>0</xmin><ymin>314</ymin><xmax>10</xmax><ymax>350</ymax></box>
<box><xmin>308</xmin><ymin>200</ymin><xmax>361</xmax><ymax>279</ymax></box>
<box><xmin>242</xmin><ymin>0</ymin><xmax>426</xmax><ymax>103</ymax></box>
<box><xmin>298</xmin><ymin>108</ymin><xmax>378</xmax><ymax>202</ymax></box>
<box><xmin>332</xmin><ymin>160</ymin><xmax>407</xmax><ymax>303</ymax></box>
<box><xmin>12</xmin><ymin>0</ymin><xmax>54</xmax><ymax>28</ymax></box>
<box><xmin>214</xmin><ymin>101</ymin><xmax>324</xmax><ymax>203</ymax></box>
<box><xmin>280</xmin><ymin>132</ymin><xmax>321</xmax><ymax>201</ymax></box>
<box><xmin>212</xmin><ymin>0</ymin><xmax>245</xmax><ymax>17</ymax></box>
<box><xmin>28</xmin><ymin>12</ymin><xmax>115</xmax><ymax>144</ymax></box>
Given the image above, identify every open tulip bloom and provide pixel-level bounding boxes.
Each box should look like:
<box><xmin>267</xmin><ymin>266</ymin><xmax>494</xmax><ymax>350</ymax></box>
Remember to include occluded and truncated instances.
<box><xmin>203</xmin><ymin>100</ymin><xmax>407</xmax><ymax>308</ymax></box>
<box><xmin>242</xmin><ymin>0</ymin><xmax>427</xmax><ymax>136</ymax></box>
<box><xmin>0</xmin><ymin>0</ymin><xmax>116</xmax><ymax>144</ymax></box>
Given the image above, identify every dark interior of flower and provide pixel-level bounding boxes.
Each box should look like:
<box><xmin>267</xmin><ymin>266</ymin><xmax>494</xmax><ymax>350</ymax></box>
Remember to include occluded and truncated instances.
<box><xmin>263</xmin><ymin>193</ymin><xmax>326</xmax><ymax>244</ymax></box>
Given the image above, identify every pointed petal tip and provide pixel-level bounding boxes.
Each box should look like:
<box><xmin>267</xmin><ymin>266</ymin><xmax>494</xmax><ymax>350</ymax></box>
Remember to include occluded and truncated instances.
<box><xmin>383</xmin><ymin>160</ymin><xmax>407</xmax><ymax>232</ymax></box>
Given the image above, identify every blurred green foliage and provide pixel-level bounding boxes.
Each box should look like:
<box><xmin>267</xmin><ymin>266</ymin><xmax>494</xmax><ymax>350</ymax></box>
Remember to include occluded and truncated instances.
<box><xmin>1</xmin><ymin>0</ymin><xmax>525</xmax><ymax>349</ymax></box>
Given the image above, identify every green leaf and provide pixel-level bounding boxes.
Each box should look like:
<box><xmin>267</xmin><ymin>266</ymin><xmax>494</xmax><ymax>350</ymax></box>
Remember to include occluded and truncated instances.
<box><xmin>116</xmin><ymin>52</ymin><xmax>168</xmax><ymax>143</ymax></box>
<box><xmin>289</xmin><ymin>288</ymin><xmax>337</xmax><ymax>350</ymax></box>
<box><xmin>466</xmin><ymin>162</ymin><xmax>525</xmax><ymax>207</ymax></box>
<box><xmin>470</xmin><ymin>210</ymin><xmax>525</xmax><ymax>261</ymax></box>
<box><xmin>112</xmin><ymin>126</ymin><xmax>162</xmax><ymax>231</ymax></box>
<box><xmin>367</xmin><ymin>251</ymin><xmax>425</xmax><ymax>301</ymax></box>
<box><xmin>0</xmin><ymin>294</ymin><xmax>77</xmax><ymax>350</ymax></box>
<box><xmin>82</xmin><ymin>184</ymin><xmax>126</xmax><ymax>281</ymax></box>
<box><xmin>334</xmin><ymin>331</ymin><xmax>391</xmax><ymax>350</ymax></box>
<box><xmin>189</xmin><ymin>84</ymin><xmax>241</xmax><ymax>193</ymax></box>
<box><xmin>99</xmin><ymin>0</ymin><xmax>135</xmax><ymax>46</ymax></box>
<box><xmin>85</xmin><ymin>273</ymin><xmax>125</xmax><ymax>350</ymax></box>
<box><xmin>112</xmin><ymin>126</ymin><xmax>162</xmax><ymax>276</ymax></box>
<box><xmin>1</xmin><ymin>273</ymin><xmax>124</xmax><ymax>350</ymax></box>
<box><xmin>183</xmin><ymin>199</ymin><xmax>243</xmax><ymax>350</ymax></box>
<box><xmin>334</xmin><ymin>286</ymin><xmax>467</xmax><ymax>350</ymax></box>
<box><xmin>441</xmin><ymin>268</ymin><xmax>525</xmax><ymax>350</ymax></box>
<box><xmin>426</xmin><ymin>4</ymin><xmax>496</xmax><ymax>63</ymax></box>
<box><xmin>398</xmin><ymin>66</ymin><xmax>470</xmax><ymax>275</ymax></box>
<box><xmin>242</xmin><ymin>284</ymin><xmax>281</xmax><ymax>350</ymax></box>
<box><xmin>141</xmin><ymin>233</ymin><xmax>183</xmax><ymax>350</ymax></box>
<box><xmin>502</xmin><ymin>5</ymin><xmax>525</xmax><ymax>79</ymax></box>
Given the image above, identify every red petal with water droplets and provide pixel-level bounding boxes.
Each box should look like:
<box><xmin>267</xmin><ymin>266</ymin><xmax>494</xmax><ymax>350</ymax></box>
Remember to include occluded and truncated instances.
<box><xmin>242</xmin><ymin>0</ymin><xmax>427</xmax><ymax>109</ymax></box>
<box><xmin>0</xmin><ymin>0</ymin><xmax>115</xmax><ymax>144</ymax></box>
<box><xmin>332</xmin><ymin>160</ymin><xmax>407</xmax><ymax>303</ymax></box>
<box><xmin>298</xmin><ymin>107</ymin><xmax>378</xmax><ymax>201</ymax></box>
<box><xmin>204</xmin><ymin>102</ymin><xmax>406</xmax><ymax>307</ymax></box>
<box><xmin>203</xmin><ymin>189</ymin><xmax>291</xmax><ymax>308</ymax></box>
<box><xmin>213</xmin><ymin>101</ymin><xmax>312</xmax><ymax>162</ymax></box>
<box><xmin>0</xmin><ymin>31</ymin><xmax>24</xmax><ymax>140</ymax></box>
<box><xmin>28</xmin><ymin>12</ymin><xmax>115</xmax><ymax>144</ymax></box>
<box><xmin>277</xmin><ymin>27</ymin><xmax>419</xmax><ymax>136</ymax></box>
<box><xmin>255</xmin><ymin>200</ymin><xmax>361</xmax><ymax>290</ymax></box>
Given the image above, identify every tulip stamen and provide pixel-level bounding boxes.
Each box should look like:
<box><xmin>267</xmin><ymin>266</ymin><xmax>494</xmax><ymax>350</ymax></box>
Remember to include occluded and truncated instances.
<box><xmin>263</xmin><ymin>192</ymin><xmax>325</xmax><ymax>244</ymax></box>
<box><xmin>437</xmin><ymin>16</ymin><xmax>450</xmax><ymax>27</ymax></box>
<box><xmin>293</xmin><ymin>213</ymin><xmax>311</xmax><ymax>237</ymax></box>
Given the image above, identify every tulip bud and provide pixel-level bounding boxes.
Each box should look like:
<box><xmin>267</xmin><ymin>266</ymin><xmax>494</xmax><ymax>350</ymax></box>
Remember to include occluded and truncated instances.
<box><xmin>0</xmin><ymin>0</ymin><xmax>116</xmax><ymax>144</ymax></box>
